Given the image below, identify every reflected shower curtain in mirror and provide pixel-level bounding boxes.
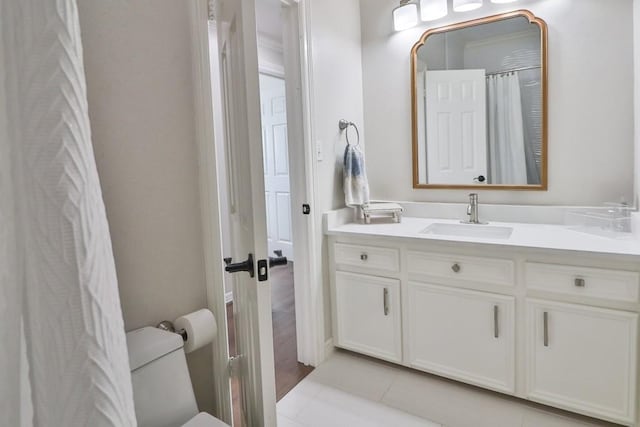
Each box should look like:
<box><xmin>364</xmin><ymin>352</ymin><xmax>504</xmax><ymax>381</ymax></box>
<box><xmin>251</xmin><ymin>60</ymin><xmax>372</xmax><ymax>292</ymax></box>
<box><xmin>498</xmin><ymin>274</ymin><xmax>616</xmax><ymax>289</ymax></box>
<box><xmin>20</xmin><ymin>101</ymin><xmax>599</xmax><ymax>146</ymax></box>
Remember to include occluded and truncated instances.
<box><xmin>1</xmin><ymin>0</ymin><xmax>137</xmax><ymax>425</ymax></box>
<box><xmin>487</xmin><ymin>72</ymin><xmax>528</xmax><ymax>185</ymax></box>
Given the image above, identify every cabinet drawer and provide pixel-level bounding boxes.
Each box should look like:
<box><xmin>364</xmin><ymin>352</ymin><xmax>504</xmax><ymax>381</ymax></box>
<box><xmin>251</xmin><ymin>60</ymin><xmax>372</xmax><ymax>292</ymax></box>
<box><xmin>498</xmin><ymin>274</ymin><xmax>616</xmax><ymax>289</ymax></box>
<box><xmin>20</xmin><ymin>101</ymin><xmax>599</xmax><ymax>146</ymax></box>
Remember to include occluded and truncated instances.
<box><xmin>407</xmin><ymin>251</ymin><xmax>514</xmax><ymax>287</ymax></box>
<box><xmin>525</xmin><ymin>262</ymin><xmax>640</xmax><ymax>303</ymax></box>
<box><xmin>334</xmin><ymin>243</ymin><xmax>400</xmax><ymax>273</ymax></box>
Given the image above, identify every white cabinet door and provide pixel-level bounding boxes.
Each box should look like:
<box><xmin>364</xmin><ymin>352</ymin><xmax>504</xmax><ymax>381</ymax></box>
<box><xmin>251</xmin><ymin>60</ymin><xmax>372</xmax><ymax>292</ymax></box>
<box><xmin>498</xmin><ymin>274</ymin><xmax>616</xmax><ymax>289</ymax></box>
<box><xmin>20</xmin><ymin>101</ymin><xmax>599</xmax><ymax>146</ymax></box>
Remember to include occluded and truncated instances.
<box><xmin>407</xmin><ymin>282</ymin><xmax>515</xmax><ymax>393</ymax></box>
<box><xmin>526</xmin><ymin>299</ymin><xmax>637</xmax><ymax>424</ymax></box>
<box><xmin>335</xmin><ymin>272</ymin><xmax>402</xmax><ymax>363</ymax></box>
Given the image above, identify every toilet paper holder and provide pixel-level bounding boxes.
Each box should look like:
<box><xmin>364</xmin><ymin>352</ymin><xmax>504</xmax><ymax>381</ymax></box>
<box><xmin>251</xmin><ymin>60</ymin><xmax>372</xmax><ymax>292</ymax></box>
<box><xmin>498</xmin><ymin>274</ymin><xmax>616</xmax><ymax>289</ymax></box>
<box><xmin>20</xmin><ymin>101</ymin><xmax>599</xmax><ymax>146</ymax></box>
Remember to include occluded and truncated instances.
<box><xmin>156</xmin><ymin>320</ymin><xmax>188</xmax><ymax>342</ymax></box>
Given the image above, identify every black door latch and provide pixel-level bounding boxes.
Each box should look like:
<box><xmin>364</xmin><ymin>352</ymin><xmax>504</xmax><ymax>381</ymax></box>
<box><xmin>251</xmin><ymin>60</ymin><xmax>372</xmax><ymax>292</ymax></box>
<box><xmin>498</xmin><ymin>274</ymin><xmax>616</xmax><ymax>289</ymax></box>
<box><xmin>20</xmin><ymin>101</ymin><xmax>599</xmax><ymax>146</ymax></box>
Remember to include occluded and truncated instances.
<box><xmin>224</xmin><ymin>254</ymin><xmax>255</xmax><ymax>278</ymax></box>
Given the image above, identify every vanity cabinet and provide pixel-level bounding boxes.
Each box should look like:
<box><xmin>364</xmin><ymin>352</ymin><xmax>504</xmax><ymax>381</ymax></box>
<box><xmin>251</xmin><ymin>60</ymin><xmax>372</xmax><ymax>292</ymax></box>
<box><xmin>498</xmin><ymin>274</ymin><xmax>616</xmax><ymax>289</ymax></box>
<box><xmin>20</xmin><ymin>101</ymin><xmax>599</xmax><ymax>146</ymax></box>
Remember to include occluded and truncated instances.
<box><xmin>327</xmin><ymin>232</ymin><xmax>640</xmax><ymax>426</ymax></box>
<box><xmin>407</xmin><ymin>282</ymin><xmax>515</xmax><ymax>393</ymax></box>
<box><xmin>334</xmin><ymin>271</ymin><xmax>402</xmax><ymax>363</ymax></box>
<box><xmin>526</xmin><ymin>299</ymin><xmax>638</xmax><ymax>423</ymax></box>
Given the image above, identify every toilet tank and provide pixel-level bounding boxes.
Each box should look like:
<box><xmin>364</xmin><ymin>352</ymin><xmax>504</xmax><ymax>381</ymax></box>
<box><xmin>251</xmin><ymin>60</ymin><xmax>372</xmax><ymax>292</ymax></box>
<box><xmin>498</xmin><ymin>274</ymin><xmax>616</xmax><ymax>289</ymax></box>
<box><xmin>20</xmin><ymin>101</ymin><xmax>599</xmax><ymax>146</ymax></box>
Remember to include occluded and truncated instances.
<box><xmin>126</xmin><ymin>327</ymin><xmax>199</xmax><ymax>427</ymax></box>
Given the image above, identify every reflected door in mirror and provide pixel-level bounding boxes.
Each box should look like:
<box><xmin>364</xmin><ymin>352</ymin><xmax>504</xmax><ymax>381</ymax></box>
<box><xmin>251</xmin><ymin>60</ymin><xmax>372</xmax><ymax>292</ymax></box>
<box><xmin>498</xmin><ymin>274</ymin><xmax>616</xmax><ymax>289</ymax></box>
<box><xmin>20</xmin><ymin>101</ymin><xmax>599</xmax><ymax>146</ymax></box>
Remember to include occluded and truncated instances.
<box><xmin>424</xmin><ymin>70</ymin><xmax>487</xmax><ymax>184</ymax></box>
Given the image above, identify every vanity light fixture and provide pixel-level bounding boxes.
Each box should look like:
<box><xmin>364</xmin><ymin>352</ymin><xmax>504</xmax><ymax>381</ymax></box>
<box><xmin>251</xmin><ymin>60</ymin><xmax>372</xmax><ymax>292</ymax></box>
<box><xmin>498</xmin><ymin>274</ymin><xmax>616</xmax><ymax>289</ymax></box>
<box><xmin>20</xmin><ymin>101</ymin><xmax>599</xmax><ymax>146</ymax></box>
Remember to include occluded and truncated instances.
<box><xmin>393</xmin><ymin>0</ymin><xmax>419</xmax><ymax>31</ymax></box>
<box><xmin>452</xmin><ymin>0</ymin><xmax>483</xmax><ymax>12</ymax></box>
<box><xmin>420</xmin><ymin>0</ymin><xmax>448</xmax><ymax>22</ymax></box>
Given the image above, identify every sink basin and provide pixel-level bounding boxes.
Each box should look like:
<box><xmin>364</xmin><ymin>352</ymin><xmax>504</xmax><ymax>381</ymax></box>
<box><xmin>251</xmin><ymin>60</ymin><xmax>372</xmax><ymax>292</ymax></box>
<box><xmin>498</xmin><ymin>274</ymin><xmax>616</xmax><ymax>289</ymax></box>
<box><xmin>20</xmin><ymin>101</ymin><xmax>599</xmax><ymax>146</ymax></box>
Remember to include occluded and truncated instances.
<box><xmin>421</xmin><ymin>223</ymin><xmax>513</xmax><ymax>239</ymax></box>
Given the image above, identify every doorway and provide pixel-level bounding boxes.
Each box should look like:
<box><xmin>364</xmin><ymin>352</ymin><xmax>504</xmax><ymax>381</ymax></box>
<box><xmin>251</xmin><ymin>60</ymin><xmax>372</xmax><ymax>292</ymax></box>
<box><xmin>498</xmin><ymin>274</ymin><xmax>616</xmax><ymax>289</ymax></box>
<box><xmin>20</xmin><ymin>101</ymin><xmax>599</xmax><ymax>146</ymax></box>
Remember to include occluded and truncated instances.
<box><xmin>259</xmin><ymin>70</ymin><xmax>314</xmax><ymax>402</ymax></box>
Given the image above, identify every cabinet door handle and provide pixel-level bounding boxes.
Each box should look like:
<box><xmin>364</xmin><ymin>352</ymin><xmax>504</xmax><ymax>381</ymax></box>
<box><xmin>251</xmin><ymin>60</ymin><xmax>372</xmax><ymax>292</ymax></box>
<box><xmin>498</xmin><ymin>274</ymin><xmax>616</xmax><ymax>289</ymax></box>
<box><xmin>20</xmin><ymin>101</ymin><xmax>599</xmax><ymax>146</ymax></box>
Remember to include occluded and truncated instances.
<box><xmin>574</xmin><ymin>277</ymin><xmax>585</xmax><ymax>287</ymax></box>
<box><xmin>383</xmin><ymin>288</ymin><xmax>389</xmax><ymax>316</ymax></box>
<box><xmin>543</xmin><ymin>311</ymin><xmax>549</xmax><ymax>347</ymax></box>
<box><xmin>451</xmin><ymin>263</ymin><xmax>461</xmax><ymax>273</ymax></box>
<box><xmin>360</xmin><ymin>253</ymin><xmax>368</xmax><ymax>261</ymax></box>
<box><xmin>493</xmin><ymin>305</ymin><xmax>499</xmax><ymax>338</ymax></box>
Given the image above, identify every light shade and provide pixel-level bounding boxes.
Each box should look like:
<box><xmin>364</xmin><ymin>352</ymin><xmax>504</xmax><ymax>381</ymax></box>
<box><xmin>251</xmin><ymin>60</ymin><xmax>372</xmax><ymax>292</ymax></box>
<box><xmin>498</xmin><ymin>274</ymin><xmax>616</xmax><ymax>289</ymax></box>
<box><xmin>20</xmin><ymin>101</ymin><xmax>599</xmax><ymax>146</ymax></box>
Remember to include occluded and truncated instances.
<box><xmin>490</xmin><ymin>0</ymin><xmax>518</xmax><ymax>3</ymax></box>
<box><xmin>420</xmin><ymin>0</ymin><xmax>448</xmax><ymax>21</ymax></box>
<box><xmin>452</xmin><ymin>0</ymin><xmax>483</xmax><ymax>12</ymax></box>
<box><xmin>393</xmin><ymin>1</ymin><xmax>419</xmax><ymax>31</ymax></box>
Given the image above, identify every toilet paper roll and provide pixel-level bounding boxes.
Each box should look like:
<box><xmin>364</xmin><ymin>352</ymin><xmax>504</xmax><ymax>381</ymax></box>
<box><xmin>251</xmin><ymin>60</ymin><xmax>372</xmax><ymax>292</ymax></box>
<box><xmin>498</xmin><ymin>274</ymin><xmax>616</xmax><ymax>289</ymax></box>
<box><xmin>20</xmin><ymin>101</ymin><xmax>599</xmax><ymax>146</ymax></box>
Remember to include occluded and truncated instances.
<box><xmin>174</xmin><ymin>308</ymin><xmax>217</xmax><ymax>354</ymax></box>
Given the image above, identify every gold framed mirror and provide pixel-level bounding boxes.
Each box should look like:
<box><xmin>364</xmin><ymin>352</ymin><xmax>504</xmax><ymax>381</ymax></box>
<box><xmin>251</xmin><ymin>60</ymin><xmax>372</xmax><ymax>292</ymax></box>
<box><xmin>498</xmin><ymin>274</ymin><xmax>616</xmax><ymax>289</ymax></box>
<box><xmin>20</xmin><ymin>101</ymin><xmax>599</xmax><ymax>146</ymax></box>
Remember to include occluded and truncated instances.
<box><xmin>411</xmin><ymin>10</ymin><xmax>548</xmax><ymax>190</ymax></box>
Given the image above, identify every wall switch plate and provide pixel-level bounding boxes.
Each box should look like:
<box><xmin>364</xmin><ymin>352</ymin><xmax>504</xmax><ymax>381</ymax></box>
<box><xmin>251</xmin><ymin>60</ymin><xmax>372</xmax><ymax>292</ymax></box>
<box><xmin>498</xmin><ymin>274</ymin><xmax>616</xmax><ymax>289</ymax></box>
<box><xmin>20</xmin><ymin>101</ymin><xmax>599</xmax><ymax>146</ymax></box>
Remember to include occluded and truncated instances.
<box><xmin>316</xmin><ymin>141</ymin><xmax>323</xmax><ymax>162</ymax></box>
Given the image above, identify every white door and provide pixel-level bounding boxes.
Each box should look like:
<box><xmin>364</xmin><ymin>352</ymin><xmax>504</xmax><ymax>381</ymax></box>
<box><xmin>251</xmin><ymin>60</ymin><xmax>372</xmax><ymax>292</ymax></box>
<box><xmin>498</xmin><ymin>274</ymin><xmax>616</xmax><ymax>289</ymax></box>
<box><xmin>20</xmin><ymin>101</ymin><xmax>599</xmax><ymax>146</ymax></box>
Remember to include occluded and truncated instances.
<box><xmin>260</xmin><ymin>74</ymin><xmax>294</xmax><ymax>261</ymax></box>
<box><xmin>216</xmin><ymin>1</ymin><xmax>277</xmax><ymax>425</ymax></box>
<box><xmin>526</xmin><ymin>299</ymin><xmax>637</xmax><ymax>424</ymax></box>
<box><xmin>426</xmin><ymin>69</ymin><xmax>487</xmax><ymax>184</ymax></box>
<box><xmin>407</xmin><ymin>282</ymin><xmax>515</xmax><ymax>393</ymax></box>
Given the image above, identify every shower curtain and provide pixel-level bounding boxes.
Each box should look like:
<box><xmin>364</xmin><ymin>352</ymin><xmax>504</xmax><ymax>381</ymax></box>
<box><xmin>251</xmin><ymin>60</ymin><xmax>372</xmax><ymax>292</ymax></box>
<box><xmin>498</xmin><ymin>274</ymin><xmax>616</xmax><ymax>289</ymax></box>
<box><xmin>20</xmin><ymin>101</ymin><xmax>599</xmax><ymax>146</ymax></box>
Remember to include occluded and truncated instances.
<box><xmin>1</xmin><ymin>1</ymin><xmax>137</xmax><ymax>426</ymax></box>
<box><xmin>487</xmin><ymin>72</ymin><xmax>528</xmax><ymax>185</ymax></box>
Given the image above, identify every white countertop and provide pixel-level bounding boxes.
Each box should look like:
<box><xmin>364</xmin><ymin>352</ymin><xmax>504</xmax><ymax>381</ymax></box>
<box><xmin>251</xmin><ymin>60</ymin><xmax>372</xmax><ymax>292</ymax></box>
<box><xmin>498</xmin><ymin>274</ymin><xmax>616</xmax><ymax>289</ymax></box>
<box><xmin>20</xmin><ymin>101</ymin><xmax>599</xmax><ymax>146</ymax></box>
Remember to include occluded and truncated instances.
<box><xmin>325</xmin><ymin>216</ymin><xmax>640</xmax><ymax>257</ymax></box>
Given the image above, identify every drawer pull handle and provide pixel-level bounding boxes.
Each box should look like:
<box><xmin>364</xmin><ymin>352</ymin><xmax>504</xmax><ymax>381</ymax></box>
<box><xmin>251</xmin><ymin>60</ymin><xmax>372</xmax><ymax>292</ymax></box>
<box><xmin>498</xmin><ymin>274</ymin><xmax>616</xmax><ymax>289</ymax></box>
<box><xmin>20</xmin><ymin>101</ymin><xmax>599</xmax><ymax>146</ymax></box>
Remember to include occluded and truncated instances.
<box><xmin>574</xmin><ymin>278</ymin><xmax>585</xmax><ymax>287</ymax></box>
<box><xmin>493</xmin><ymin>305</ymin><xmax>499</xmax><ymax>338</ymax></box>
<box><xmin>360</xmin><ymin>253</ymin><xmax>368</xmax><ymax>261</ymax></box>
<box><xmin>451</xmin><ymin>263</ymin><xmax>461</xmax><ymax>273</ymax></box>
<box><xmin>543</xmin><ymin>311</ymin><xmax>549</xmax><ymax>347</ymax></box>
<box><xmin>383</xmin><ymin>288</ymin><xmax>389</xmax><ymax>316</ymax></box>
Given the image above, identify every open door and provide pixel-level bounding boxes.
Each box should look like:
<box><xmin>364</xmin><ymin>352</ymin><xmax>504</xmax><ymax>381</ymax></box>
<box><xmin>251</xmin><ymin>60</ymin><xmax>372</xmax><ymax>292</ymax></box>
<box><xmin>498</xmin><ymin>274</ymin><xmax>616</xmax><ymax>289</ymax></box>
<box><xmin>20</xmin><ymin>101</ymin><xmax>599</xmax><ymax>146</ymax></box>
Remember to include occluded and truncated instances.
<box><xmin>260</xmin><ymin>74</ymin><xmax>294</xmax><ymax>262</ymax></box>
<box><xmin>215</xmin><ymin>0</ymin><xmax>277</xmax><ymax>425</ymax></box>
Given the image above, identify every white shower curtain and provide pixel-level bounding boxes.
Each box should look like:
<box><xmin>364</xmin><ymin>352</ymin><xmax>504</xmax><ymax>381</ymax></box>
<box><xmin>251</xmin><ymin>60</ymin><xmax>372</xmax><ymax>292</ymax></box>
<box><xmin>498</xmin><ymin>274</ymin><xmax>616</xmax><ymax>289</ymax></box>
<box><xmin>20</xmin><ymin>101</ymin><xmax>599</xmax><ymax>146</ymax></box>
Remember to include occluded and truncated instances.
<box><xmin>487</xmin><ymin>72</ymin><xmax>528</xmax><ymax>185</ymax></box>
<box><xmin>1</xmin><ymin>1</ymin><xmax>137</xmax><ymax>426</ymax></box>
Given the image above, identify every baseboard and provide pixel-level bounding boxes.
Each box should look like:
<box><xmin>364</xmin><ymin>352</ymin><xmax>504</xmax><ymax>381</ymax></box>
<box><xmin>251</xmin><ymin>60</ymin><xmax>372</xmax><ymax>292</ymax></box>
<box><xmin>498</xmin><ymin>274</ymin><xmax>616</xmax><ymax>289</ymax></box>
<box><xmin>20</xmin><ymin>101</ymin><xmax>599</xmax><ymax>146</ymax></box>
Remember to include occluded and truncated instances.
<box><xmin>324</xmin><ymin>338</ymin><xmax>335</xmax><ymax>359</ymax></box>
<box><xmin>225</xmin><ymin>291</ymin><xmax>233</xmax><ymax>304</ymax></box>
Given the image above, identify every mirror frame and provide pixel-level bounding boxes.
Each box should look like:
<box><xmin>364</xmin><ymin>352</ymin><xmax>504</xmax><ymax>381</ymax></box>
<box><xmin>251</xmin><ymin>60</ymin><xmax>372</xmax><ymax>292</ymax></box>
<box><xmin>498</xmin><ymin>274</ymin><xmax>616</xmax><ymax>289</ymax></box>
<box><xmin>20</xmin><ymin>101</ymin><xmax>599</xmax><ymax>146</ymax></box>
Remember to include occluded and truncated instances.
<box><xmin>411</xmin><ymin>10</ymin><xmax>548</xmax><ymax>190</ymax></box>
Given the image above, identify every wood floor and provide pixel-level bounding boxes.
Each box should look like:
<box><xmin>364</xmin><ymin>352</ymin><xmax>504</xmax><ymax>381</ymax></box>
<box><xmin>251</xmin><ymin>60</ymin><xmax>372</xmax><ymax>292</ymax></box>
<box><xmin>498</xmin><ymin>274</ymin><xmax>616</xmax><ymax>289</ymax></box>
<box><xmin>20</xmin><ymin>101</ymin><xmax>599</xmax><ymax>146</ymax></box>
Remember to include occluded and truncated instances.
<box><xmin>226</xmin><ymin>262</ymin><xmax>314</xmax><ymax>426</ymax></box>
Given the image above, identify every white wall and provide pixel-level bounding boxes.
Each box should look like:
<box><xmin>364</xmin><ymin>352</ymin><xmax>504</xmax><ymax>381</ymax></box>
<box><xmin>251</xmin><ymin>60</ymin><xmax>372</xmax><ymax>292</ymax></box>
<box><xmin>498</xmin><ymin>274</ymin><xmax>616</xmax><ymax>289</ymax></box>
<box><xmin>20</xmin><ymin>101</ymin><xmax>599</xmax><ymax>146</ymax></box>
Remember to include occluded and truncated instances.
<box><xmin>307</xmin><ymin>0</ymin><xmax>365</xmax><ymax>340</ymax></box>
<box><xmin>635</xmin><ymin>0</ymin><xmax>640</xmax><ymax>204</ymax></box>
<box><xmin>77</xmin><ymin>0</ymin><xmax>215</xmax><ymax>414</ymax></box>
<box><xmin>361</xmin><ymin>0</ymin><xmax>635</xmax><ymax>205</ymax></box>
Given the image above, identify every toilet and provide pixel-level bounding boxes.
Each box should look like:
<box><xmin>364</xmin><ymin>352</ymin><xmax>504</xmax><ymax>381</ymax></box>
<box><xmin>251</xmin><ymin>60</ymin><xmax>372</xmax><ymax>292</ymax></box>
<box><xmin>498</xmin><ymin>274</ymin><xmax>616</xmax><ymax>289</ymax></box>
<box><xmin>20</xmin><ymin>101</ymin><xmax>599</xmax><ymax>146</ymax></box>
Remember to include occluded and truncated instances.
<box><xmin>126</xmin><ymin>327</ymin><xmax>229</xmax><ymax>427</ymax></box>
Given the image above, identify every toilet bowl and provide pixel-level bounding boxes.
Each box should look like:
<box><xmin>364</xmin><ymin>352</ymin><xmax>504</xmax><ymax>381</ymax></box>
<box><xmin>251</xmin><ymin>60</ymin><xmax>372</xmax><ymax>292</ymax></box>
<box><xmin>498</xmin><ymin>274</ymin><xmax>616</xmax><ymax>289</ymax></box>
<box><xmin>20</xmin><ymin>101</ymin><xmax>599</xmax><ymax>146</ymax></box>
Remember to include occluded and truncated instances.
<box><xmin>126</xmin><ymin>327</ymin><xmax>229</xmax><ymax>427</ymax></box>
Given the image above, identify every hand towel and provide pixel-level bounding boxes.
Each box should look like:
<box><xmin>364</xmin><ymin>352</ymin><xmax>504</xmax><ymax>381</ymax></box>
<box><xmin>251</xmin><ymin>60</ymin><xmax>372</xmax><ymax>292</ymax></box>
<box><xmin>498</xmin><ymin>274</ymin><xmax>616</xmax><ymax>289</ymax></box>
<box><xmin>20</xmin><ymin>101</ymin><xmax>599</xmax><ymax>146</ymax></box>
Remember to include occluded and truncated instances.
<box><xmin>343</xmin><ymin>144</ymin><xmax>370</xmax><ymax>207</ymax></box>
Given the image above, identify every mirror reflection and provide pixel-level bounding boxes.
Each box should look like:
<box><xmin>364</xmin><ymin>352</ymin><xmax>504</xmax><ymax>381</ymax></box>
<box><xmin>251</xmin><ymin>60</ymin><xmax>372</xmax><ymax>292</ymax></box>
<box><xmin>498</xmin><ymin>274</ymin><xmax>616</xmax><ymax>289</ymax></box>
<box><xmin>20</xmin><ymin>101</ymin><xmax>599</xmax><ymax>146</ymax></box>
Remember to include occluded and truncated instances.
<box><xmin>412</xmin><ymin>11</ymin><xmax>547</xmax><ymax>189</ymax></box>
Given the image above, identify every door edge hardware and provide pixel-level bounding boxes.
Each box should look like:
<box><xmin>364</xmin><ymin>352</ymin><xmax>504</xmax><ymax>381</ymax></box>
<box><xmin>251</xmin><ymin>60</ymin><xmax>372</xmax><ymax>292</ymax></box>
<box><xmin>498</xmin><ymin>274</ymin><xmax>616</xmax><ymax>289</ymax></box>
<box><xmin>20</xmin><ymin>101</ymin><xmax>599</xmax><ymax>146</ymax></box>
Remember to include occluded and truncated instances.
<box><xmin>224</xmin><ymin>254</ymin><xmax>255</xmax><ymax>278</ymax></box>
<box><xmin>228</xmin><ymin>355</ymin><xmax>241</xmax><ymax>376</ymax></box>
<box><xmin>257</xmin><ymin>259</ymin><xmax>268</xmax><ymax>282</ymax></box>
<box><xmin>302</xmin><ymin>204</ymin><xmax>311</xmax><ymax>215</ymax></box>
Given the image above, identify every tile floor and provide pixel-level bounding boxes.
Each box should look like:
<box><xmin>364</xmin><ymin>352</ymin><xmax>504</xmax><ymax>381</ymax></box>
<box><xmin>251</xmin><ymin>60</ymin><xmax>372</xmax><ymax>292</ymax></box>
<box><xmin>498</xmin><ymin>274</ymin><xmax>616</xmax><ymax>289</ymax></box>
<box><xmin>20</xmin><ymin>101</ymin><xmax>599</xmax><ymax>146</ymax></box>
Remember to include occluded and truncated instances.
<box><xmin>277</xmin><ymin>350</ymin><xmax>618</xmax><ymax>427</ymax></box>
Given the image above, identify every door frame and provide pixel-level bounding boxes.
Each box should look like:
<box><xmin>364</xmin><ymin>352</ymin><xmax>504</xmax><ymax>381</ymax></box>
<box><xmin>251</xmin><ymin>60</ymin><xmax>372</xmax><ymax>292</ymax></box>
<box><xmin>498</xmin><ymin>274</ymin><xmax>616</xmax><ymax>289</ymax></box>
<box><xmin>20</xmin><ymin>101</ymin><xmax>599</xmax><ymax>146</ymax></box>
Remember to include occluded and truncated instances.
<box><xmin>188</xmin><ymin>0</ymin><xmax>326</xmax><ymax>418</ymax></box>
<box><xmin>276</xmin><ymin>0</ymin><xmax>326</xmax><ymax>368</ymax></box>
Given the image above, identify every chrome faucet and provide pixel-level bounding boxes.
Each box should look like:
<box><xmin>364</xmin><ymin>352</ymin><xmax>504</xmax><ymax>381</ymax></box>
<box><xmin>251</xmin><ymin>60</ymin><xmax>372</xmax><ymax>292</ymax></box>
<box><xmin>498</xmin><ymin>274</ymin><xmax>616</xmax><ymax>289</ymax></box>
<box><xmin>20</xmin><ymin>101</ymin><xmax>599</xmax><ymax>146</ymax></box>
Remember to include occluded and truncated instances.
<box><xmin>462</xmin><ymin>193</ymin><xmax>486</xmax><ymax>224</ymax></box>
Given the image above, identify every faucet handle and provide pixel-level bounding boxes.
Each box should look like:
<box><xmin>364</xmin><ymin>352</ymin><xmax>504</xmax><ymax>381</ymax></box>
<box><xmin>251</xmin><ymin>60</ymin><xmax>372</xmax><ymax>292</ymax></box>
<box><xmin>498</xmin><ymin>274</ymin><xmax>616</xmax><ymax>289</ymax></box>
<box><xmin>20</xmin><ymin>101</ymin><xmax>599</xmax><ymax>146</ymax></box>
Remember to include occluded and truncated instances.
<box><xmin>467</xmin><ymin>204</ymin><xmax>472</xmax><ymax>216</ymax></box>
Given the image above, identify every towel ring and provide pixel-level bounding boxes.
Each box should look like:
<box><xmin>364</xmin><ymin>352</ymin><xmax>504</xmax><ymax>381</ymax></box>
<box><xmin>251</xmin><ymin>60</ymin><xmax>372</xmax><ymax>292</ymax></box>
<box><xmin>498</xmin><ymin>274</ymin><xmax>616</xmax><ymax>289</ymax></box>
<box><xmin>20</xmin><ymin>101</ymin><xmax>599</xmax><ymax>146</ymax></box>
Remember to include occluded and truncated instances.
<box><xmin>339</xmin><ymin>119</ymin><xmax>360</xmax><ymax>147</ymax></box>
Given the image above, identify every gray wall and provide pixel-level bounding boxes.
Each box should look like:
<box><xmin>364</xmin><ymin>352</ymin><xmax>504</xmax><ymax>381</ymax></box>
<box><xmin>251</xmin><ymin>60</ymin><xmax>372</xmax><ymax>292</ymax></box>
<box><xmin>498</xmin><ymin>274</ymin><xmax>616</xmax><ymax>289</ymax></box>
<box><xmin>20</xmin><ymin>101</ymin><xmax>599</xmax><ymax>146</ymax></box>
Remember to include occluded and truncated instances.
<box><xmin>77</xmin><ymin>0</ymin><xmax>215</xmax><ymax>414</ymax></box>
<box><xmin>361</xmin><ymin>0</ymin><xmax>635</xmax><ymax>205</ymax></box>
